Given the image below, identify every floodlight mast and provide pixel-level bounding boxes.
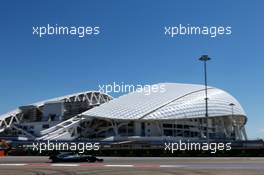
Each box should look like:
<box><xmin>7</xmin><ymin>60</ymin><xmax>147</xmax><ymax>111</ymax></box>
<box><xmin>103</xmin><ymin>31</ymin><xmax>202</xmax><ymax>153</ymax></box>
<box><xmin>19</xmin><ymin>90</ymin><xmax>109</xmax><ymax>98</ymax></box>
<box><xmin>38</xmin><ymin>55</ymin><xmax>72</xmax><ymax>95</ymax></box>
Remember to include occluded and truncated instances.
<box><xmin>229</xmin><ymin>103</ymin><xmax>235</xmax><ymax>139</ymax></box>
<box><xmin>199</xmin><ymin>55</ymin><xmax>211</xmax><ymax>143</ymax></box>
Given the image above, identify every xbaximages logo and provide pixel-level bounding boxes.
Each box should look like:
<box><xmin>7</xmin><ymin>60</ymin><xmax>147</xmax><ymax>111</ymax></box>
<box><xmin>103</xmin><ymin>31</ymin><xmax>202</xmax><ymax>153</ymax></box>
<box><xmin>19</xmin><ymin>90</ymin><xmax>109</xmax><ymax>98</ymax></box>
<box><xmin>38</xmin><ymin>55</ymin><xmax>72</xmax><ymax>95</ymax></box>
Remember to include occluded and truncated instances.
<box><xmin>164</xmin><ymin>140</ymin><xmax>231</xmax><ymax>154</ymax></box>
<box><xmin>32</xmin><ymin>141</ymin><xmax>100</xmax><ymax>153</ymax></box>
<box><xmin>32</xmin><ymin>24</ymin><xmax>100</xmax><ymax>38</ymax></box>
<box><xmin>98</xmin><ymin>82</ymin><xmax>166</xmax><ymax>95</ymax></box>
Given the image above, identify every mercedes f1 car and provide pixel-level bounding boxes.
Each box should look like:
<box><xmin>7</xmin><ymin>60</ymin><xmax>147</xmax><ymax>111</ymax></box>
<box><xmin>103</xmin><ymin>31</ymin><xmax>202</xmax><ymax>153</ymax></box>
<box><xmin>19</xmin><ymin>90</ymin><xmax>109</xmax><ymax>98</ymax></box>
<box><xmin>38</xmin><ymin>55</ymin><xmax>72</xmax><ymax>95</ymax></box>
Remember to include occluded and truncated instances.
<box><xmin>49</xmin><ymin>152</ymin><xmax>104</xmax><ymax>163</ymax></box>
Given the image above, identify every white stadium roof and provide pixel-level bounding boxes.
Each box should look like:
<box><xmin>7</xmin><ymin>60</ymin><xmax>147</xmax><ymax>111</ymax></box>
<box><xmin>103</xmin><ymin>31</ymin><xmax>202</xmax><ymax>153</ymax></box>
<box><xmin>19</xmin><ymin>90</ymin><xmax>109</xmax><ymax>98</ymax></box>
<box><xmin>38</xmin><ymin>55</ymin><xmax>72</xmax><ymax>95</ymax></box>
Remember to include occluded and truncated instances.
<box><xmin>0</xmin><ymin>91</ymin><xmax>112</xmax><ymax>120</ymax></box>
<box><xmin>83</xmin><ymin>83</ymin><xmax>246</xmax><ymax>120</ymax></box>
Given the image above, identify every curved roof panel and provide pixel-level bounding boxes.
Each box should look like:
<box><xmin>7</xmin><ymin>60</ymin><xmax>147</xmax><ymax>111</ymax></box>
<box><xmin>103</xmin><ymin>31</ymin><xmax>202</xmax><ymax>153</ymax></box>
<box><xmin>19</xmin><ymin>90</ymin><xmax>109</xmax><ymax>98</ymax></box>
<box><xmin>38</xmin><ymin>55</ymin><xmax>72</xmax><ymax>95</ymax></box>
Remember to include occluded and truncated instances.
<box><xmin>83</xmin><ymin>83</ymin><xmax>246</xmax><ymax>120</ymax></box>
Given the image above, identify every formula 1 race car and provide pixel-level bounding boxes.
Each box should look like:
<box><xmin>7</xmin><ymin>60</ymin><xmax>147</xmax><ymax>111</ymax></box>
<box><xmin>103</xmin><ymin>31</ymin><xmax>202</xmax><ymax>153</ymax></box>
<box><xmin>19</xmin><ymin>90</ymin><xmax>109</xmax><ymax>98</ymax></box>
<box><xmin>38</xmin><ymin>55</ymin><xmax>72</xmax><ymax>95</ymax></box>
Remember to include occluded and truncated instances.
<box><xmin>49</xmin><ymin>152</ymin><xmax>104</xmax><ymax>163</ymax></box>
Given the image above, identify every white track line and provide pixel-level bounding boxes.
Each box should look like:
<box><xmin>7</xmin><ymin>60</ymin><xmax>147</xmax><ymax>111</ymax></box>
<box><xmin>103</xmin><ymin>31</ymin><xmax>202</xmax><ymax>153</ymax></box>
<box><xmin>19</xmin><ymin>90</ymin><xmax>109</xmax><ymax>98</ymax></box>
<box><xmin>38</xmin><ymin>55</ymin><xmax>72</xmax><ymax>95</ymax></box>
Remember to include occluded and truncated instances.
<box><xmin>51</xmin><ymin>164</ymin><xmax>79</xmax><ymax>167</ymax></box>
<box><xmin>0</xmin><ymin>163</ymin><xmax>186</xmax><ymax>168</ymax></box>
<box><xmin>0</xmin><ymin>163</ymin><xmax>27</xmax><ymax>166</ymax></box>
<box><xmin>105</xmin><ymin>164</ymin><xmax>133</xmax><ymax>167</ymax></box>
<box><xmin>160</xmin><ymin>165</ymin><xmax>186</xmax><ymax>168</ymax></box>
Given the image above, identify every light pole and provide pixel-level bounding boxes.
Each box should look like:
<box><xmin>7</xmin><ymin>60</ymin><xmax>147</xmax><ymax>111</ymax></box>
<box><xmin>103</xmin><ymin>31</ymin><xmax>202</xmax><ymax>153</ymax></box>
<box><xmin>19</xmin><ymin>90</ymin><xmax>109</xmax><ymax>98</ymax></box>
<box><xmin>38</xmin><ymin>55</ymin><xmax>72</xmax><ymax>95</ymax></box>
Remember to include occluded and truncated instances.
<box><xmin>229</xmin><ymin>103</ymin><xmax>235</xmax><ymax>139</ymax></box>
<box><xmin>199</xmin><ymin>55</ymin><xmax>211</xmax><ymax>143</ymax></box>
<box><xmin>229</xmin><ymin>103</ymin><xmax>235</xmax><ymax>118</ymax></box>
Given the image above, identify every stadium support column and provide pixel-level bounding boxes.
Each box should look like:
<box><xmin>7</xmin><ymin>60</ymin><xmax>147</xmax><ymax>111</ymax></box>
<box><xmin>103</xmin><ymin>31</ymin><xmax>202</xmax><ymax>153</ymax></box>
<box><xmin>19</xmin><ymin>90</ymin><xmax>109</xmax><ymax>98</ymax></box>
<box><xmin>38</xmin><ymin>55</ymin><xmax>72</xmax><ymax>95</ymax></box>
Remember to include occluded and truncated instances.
<box><xmin>110</xmin><ymin>120</ymin><xmax>118</xmax><ymax>136</ymax></box>
<box><xmin>199</xmin><ymin>55</ymin><xmax>211</xmax><ymax>143</ymax></box>
<box><xmin>242</xmin><ymin>126</ymin><xmax>248</xmax><ymax>140</ymax></box>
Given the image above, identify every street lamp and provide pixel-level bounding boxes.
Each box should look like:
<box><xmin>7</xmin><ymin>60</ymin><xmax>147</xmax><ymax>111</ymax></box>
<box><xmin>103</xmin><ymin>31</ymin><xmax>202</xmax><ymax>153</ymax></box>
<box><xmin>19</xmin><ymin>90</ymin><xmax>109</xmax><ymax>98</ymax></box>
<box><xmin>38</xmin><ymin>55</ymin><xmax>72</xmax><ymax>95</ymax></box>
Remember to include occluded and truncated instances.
<box><xmin>229</xmin><ymin>103</ymin><xmax>235</xmax><ymax>118</ymax></box>
<box><xmin>229</xmin><ymin>103</ymin><xmax>235</xmax><ymax>139</ymax></box>
<box><xmin>199</xmin><ymin>55</ymin><xmax>211</xmax><ymax>143</ymax></box>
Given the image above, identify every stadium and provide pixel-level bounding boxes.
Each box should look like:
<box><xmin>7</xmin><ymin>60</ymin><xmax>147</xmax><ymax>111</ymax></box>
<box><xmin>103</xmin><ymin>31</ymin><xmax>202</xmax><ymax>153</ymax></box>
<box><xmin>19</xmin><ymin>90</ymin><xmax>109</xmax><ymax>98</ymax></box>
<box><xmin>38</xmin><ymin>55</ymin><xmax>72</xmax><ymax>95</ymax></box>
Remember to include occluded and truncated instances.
<box><xmin>0</xmin><ymin>83</ymin><xmax>247</xmax><ymax>142</ymax></box>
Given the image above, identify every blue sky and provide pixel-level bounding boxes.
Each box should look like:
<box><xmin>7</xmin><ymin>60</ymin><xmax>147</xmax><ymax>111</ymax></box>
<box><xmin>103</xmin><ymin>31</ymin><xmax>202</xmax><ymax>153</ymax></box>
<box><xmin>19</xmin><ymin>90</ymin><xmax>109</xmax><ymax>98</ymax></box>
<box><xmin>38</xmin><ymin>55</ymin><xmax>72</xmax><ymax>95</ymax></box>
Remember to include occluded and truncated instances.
<box><xmin>0</xmin><ymin>0</ymin><xmax>263</xmax><ymax>139</ymax></box>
